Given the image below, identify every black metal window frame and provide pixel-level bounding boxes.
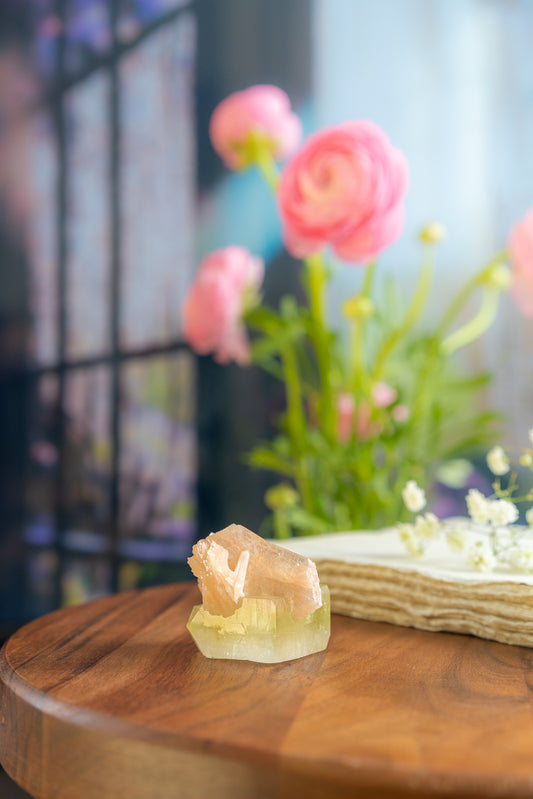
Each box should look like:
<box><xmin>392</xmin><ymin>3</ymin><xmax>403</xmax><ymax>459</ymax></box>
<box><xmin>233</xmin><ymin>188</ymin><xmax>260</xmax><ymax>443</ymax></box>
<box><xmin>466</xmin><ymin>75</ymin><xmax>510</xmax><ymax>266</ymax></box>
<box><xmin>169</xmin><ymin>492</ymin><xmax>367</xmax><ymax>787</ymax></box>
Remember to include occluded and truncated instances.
<box><xmin>20</xmin><ymin>0</ymin><xmax>197</xmax><ymax>609</ymax></box>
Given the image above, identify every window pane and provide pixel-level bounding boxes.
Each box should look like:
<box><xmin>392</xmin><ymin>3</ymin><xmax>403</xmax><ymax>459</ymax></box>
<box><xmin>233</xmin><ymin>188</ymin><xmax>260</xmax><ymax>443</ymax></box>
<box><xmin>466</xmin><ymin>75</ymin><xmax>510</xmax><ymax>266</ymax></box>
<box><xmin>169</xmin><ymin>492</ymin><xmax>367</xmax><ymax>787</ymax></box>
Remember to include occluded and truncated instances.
<box><xmin>63</xmin><ymin>366</ymin><xmax>112</xmax><ymax>538</ymax></box>
<box><xmin>62</xmin><ymin>555</ymin><xmax>111</xmax><ymax>606</ymax></box>
<box><xmin>119</xmin><ymin>559</ymin><xmax>190</xmax><ymax>591</ymax></box>
<box><xmin>27</xmin><ymin>112</ymin><xmax>59</xmax><ymax>365</ymax></box>
<box><xmin>117</xmin><ymin>0</ymin><xmax>191</xmax><ymax>43</ymax></box>
<box><xmin>120</xmin><ymin>13</ymin><xmax>196</xmax><ymax>349</ymax></box>
<box><xmin>25</xmin><ymin>549</ymin><xmax>59</xmax><ymax>618</ymax></box>
<box><xmin>34</xmin><ymin>1</ymin><xmax>60</xmax><ymax>85</ymax></box>
<box><xmin>65</xmin><ymin>73</ymin><xmax>111</xmax><ymax>360</ymax></box>
<box><xmin>119</xmin><ymin>353</ymin><xmax>196</xmax><ymax>560</ymax></box>
<box><xmin>25</xmin><ymin>373</ymin><xmax>59</xmax><ymax>547</ymax></box>
<box><xmin>65</xmin><ymin>0</ymin><xmax>111</xmax><ymax>74</ymax></box>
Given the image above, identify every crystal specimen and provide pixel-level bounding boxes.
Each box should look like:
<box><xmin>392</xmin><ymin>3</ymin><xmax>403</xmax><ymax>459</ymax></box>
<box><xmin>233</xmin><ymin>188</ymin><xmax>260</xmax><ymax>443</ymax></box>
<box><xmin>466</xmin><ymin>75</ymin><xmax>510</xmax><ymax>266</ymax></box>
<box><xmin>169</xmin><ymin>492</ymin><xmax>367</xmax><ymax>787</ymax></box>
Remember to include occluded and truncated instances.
<box><xmin>188</xmin><ymin>523</ymin><xmax>322</xmax><ymax>621</ymax></box>
<box><xmin>187</xmin><ymin>524</ymin><xmax>330</xmax><ymax>662</ymax></box>
<box><xmin>187</xmin><ymin>585</ymin><xmax>330</xmax><ymax>663</ymax></box>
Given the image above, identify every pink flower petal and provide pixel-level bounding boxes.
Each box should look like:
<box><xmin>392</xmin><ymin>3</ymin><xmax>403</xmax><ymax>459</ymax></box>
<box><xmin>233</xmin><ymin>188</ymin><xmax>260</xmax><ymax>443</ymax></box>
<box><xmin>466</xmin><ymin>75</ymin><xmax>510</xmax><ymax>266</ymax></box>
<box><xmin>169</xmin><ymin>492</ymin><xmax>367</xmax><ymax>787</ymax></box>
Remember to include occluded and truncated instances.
<box><xmin>209</xmin><ymin>85</ymin><xmax>302</xmax><ymax>170</ymax></box>
<box><xmin>509</xmin><ymin>208</ymin><xmax>533</xmax><ymax>317</ymax></box>
<box><xmin>183</xmin><ymin>247</ymin><xmax>264</xmax><ymax>364</ymax></box>
<box><xmin>279</xmin><ymin>121</ymin><xmax>408</xmax><ymax>264</ymax></box>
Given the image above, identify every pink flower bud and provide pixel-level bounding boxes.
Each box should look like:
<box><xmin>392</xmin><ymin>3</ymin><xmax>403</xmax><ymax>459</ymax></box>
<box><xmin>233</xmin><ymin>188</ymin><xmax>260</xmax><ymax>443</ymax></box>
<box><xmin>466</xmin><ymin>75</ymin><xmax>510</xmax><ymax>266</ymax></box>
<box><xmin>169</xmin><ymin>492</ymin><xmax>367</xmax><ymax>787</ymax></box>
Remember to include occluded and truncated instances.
<box><xmin>182</xmin><ymin>247</ymin><xmax>264</xmax><ymax>365</ymax></box>
<box><xmin>509</xmin><ymin>207</ymin><xmax>533</xmax><ymax>316</ymax></box>
<box><xmin>209</xmin><ymin>85</ymin><xmax>302</xmax><ymax>170</ymax></box>
<box><xmin>392</xmin><ymin>404</ymin><xmax>410</xmax><ymax>423</ymax></box>
<box><xmin>278</xmin><ymin>121</ymin><xmax>408</xmax><ymax>264</ymax></box>
<box><xmin>355</xmin><ymin>401</ymin><xmax>382</xmax><ymax>441</ymax></box>
<box><xmin>336</xmin><ymin>393</ymin><xmax>355</xmax><ymax>443</ymax></box>
<box><xmin>372</xmin><ymin>382</ymin><xmax>397</xmax><ymax>408</ymax></box>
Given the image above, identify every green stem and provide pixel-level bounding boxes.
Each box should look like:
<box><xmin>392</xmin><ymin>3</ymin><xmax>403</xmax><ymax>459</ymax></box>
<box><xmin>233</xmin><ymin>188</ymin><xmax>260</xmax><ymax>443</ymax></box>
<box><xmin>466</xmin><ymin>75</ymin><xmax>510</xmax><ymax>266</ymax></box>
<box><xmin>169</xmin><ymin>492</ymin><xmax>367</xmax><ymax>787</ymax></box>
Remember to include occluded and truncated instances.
<box><xmin>282</xmin><ymin>345</ymin><xmax>305</xmax><ymax>448</ymax></box>
<box><xmin>441</xmin><ymin>287</ymin><xmax>500</xmax><ymax>355</ymax></box>
<box><xmin>436</xmin><ymin>250</ymin><xmax>507</xmax><ymax>338</ymax></box>
<box><xmin>372</xmin><ymin>248</ymin><xmax>434</xmax><ymax>381</ymax></box>
<box><xmin>254</xmin><ymin>148</ymin><xmax>279</xmax><ymax>191</ymax></box>
<box><xmin>361</xmin><ymin>260</ymin><xmax>376</xmax><ymax>296</ymax></box>
<box><xmin>351</xmin><ymin>262</ymin><xmax>376</xmax><ymax>393</ymax></box>
<box><xmin>273</xmin><ymin>510</ymin><xmax>290</xmax><ymax>539</ymax></box>
<box><xmin>281</xmin><ymin>345</ymin><xmax>314</xmax><ymax>510</ymax></box>
<box><xmin>306</xmin><ymin>253</ymin><xmax>327</xmax><ymax>322</ymax></box>
<box><xmin>410</xmin><ymin>335</ymin><xmax>440</xmax><ymax>463</ymax></box>
<box><xmin>304</xmin><ymin>253</ymin><xmax>336</xmax><ymax>440</ymax></box>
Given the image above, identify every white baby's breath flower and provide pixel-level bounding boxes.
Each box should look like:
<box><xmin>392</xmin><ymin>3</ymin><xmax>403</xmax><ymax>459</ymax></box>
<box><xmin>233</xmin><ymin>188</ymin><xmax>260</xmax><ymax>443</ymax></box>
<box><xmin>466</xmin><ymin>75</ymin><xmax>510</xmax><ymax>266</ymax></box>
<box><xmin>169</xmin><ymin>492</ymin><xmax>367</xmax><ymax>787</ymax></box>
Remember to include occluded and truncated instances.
<box><xmin>488</xmin><ymin>498</ymin><xmax>519</xmax><ymax>527</ymax></box>
<box><xmin>467</xmin><ymin>540</ymin><xmax>496</xmax><ymax>573</ymax></box>
<box><xmin>414</xmin><ymin>512</ymin><xmax>440</xmax><ymax>540</ymax></box>
<box><xmin>520</xmin><ymin>452</ymin><xmax>533</xmax><ymax>467</ymax></box>
<box><xmin>509</xmin><ymin>542</ymin><xmax>533</xmax><ymax>573</ymax></box>
<box><xmin>399</xmin><ymin>524</ymin><xmax>425</xmax><ymax>558</ymax></box>
<box><xmin>402</xmin><ymin>480</ymin><xmax>426</xmax><ymax>513</ymax></box>
<box><xmin>526</xmin><ymin>508</ymin><xmax>533</xmax><ymax>527</ymax></box>
<box><xmin>446</xmin><ymin>526</ymin><xmax>467</xmax><ymax>552</ymax></box>
<box><xmin>465</xmin><ymin>488</ymin><xmax>491</xmax><ymax>524</ymax></box>
<box><xmin>486</xmin><ymin>445</ymin><xmax>510</xmax><ymax>476</ymax></box>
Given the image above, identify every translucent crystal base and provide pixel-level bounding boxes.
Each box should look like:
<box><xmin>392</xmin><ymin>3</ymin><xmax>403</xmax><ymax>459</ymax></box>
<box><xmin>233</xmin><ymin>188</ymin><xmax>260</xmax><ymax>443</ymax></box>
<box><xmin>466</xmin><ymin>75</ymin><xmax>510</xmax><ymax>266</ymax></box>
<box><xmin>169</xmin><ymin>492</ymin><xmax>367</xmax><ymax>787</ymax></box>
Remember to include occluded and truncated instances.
<box><xmin>187</xmin><ymin>585</ymin><xmax>330</xmax><ymax>663</ymax></box>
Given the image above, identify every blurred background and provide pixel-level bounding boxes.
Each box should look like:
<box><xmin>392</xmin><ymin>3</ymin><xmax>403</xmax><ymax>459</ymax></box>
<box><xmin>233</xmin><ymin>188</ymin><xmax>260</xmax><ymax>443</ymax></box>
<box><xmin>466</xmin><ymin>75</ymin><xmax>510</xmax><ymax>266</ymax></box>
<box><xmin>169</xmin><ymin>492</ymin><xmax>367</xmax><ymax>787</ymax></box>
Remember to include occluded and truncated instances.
<box><xmin>0</xmin><ymin>0</ymin><xmax>532</xmax><ymax>639</ymax></box>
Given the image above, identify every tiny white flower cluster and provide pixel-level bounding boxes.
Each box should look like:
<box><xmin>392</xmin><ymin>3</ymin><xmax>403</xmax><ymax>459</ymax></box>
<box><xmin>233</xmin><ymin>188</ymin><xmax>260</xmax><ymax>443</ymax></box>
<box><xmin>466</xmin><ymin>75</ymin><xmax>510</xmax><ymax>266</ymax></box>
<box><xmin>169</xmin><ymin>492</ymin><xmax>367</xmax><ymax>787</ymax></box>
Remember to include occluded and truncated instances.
<box><xmin>466</xmin><ymin>540</ymin><xmax>496</xmax><ymax>573</ymax></box>
<box><xmin>465</xmin><ymin>489</ymin><xmax>518</xmax><ymax>526</ymax></box>
<box><xmin>486</xmin><ymin>445</ymin><xmax>509</xmax><ymax>476</ymax></box>
<box><xmin>446</xmin><ymin>526</ymin><xmax>467</xmax><ymax>552</ymax></box>
<box><xmin>398</xmin><ymin>524</ymin><xmax>425</xmax><ymax>558</ymax></box>
<box><xmin>397</xmin><ymin>429</ymin><xmax>533</xmax><ymax>574</ymax></box>
<box><xmin>401</xmin><ymin>480</ymin><xmax>426</xmax><ymax>513</ymax></box>
<box><xmin>509</xmin><ymin>542</ymin><xmax>533</xmax><ymax>573</ymax></box>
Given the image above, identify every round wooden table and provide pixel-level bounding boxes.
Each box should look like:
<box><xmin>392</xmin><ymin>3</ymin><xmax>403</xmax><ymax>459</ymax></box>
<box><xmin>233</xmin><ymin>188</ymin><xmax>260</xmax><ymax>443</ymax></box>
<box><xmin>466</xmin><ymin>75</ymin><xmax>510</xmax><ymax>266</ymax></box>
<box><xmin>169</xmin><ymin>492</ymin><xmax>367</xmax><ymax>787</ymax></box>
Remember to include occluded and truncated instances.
<box><xmin>2</xmin><ymin>583</ymin><xmax>533</xmax><ymax>799</ymax></box>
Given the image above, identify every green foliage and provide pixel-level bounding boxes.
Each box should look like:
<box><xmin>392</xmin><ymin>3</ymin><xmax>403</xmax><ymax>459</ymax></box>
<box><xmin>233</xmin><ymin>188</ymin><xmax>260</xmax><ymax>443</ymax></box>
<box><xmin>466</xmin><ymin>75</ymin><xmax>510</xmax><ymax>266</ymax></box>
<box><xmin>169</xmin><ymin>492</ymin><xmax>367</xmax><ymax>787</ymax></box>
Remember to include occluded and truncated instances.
<box><xmin>247</xmin><ymin>254</ymin><xmax>506</xmax><ymax>537</ymax></box>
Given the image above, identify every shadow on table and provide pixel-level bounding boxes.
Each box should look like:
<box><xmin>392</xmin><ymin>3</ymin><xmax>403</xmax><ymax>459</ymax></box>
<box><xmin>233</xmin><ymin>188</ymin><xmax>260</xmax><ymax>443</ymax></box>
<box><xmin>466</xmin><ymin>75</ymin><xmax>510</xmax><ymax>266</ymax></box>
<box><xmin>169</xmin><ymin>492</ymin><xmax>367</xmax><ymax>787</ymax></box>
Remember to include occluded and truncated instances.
<box><xmin>0</xmin><ymin>769</ymin><xmax>31</xmax><ymax>798</ymax></box>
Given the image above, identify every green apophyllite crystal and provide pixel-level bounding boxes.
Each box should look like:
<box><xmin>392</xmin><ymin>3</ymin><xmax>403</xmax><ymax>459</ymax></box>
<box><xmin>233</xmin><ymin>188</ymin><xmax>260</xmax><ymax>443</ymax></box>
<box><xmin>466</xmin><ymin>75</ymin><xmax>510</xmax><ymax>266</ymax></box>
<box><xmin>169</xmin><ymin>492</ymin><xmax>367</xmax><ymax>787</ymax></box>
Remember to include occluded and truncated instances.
<box><xmin>187</xmin><ymin>585</ymin><xmax>330</xmax><ymax>663</ymax></box>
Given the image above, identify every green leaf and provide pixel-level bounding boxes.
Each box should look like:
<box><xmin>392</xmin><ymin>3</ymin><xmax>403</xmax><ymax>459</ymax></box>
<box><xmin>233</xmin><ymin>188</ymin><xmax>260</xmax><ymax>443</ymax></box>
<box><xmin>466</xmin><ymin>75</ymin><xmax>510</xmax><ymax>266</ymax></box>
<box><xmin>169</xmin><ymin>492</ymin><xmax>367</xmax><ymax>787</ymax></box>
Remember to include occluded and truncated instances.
<box><xmin>248</xmin><ymin>446</ymin><xmax>295</xmax><ymax>477</ymax></box>
<box><xmin>286</xmin><ymin>506</ymin><xmax>330</xmax><ymax>534</ymax></box>
<box><xmin>245</xmin><ymin>306</ymin><xmax>282</xmax><ymax>334</ymax></box>
<box><xmin>279</xmin><ymin>295</ymin><xmax>302</xmax><ymax>320</ymax></box>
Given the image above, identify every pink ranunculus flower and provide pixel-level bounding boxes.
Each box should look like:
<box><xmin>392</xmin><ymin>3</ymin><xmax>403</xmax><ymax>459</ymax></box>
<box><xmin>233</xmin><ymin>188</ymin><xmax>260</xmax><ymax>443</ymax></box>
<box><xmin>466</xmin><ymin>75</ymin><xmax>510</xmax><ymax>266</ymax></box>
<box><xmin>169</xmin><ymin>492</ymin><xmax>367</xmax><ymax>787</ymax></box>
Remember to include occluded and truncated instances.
<box><xmin>278</xmin><ymin>121</ymin><xmax>408</xmax><ymax>264</ymax></box>
<box><xmin>183</xmin><ymin>247</ymin><xmax>264</xmax><ymax>365</ymax></box>
<box><xmin>509</xmin><ymin>207</ymin><xmax>533</xmax><ymax>316</ymax></box>
<box><xmin>209</xmin><ymin>85</ymin><xmax>302</xmax><ymax>170</ymax></box>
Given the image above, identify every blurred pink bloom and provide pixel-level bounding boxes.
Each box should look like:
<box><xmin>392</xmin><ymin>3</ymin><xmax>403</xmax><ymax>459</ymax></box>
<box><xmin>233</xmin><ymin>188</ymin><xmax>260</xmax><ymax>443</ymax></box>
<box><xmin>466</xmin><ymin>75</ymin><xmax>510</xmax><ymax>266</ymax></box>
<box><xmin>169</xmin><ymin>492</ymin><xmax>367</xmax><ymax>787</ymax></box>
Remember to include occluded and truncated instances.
<box><xmin>278</xmin><ymin>121</ymin><xmax>408</xmax><ymax>264</ymax></box>
<box><xmin>337</xmin><ymin>393</ymin><xmax>355</xmax><ymax>443</ymax></box>
<box><xmin>31</xmin><ymin>441</ymin><xmax>58</xmax><ymax>467</ymax></box>
<box><xmin>372</xmin><ymin>382</ymin><xmax>397</xmax><ymax>408</ymax></box>
<box><xmin>335</xmin><ymin>397</ymin><xmax>381</xmax><ymax>442</ymax></box>
<box><xmin>509</xmin><ymin>208</ymin><xmax>533</xmax><ymax>316</ymax></box>
<box><xmin>337</xmin><ymin>391</ymin><xmax>396</xmax><ymax>443</ymax></box>
<box><xmin>355</xmin><ymin>401</ymin><xmax>382</xmax><ymax>441</ymax></box>
<box><xmin>40</xmin><ymin>15</ymin><xmax>63</xmax><ymax>36</ymax></box>
<box><xmin>209</xmin><ymin>85</ymin><xmax>302</xmax><ymax>170</ymax></box>
<box><xmin>183</xmin><ymin>247</ymin><xmax>264</xmax><ymax>365</ymax></box>
<box><xmin>392</xmin><ymin>404</ymin><xmax>410</xmax><ymax>423</ymax></box>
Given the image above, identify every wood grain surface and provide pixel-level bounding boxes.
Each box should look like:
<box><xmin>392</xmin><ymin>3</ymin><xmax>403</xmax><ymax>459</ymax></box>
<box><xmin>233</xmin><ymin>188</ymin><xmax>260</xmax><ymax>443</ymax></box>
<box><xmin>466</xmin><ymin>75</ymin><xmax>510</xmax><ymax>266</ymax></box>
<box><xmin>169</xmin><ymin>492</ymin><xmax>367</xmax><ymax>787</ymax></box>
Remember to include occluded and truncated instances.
<box><xmin>3</xmin><ymin>583</ymin><xmax>533</xmax><ymax>799</ymax></box>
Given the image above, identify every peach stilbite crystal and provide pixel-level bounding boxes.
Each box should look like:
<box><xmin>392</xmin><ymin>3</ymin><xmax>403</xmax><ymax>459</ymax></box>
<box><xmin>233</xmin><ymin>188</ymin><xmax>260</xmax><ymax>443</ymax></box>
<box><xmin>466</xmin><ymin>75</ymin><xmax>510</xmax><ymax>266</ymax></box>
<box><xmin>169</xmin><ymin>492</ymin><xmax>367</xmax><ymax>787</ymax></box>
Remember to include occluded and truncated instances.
<box><xmin>188</xmin><ymin>523</ymin><xmax>322</xmax><ymax>621</ymax></box>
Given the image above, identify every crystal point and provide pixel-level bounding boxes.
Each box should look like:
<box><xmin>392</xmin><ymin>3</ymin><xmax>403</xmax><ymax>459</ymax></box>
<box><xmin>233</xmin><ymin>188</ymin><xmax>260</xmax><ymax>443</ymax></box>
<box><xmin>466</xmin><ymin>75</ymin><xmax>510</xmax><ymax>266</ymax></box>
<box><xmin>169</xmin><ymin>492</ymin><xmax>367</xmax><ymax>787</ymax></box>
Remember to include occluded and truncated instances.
<box><xmin>188</xmin><ymin>523</ymin><xmax>322</xmax><ymax>621</ymax></box>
